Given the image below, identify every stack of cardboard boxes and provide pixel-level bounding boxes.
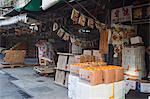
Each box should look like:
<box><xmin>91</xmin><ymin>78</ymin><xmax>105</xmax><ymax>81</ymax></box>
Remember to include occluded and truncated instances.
<box><xmin>68</xmin><ymin>63</ymin><xmax>125</xmax><ymax>99</ymax></box>
<box><xmin>125</xmin><ymin>79</ymin><xmax>150</xmax><ymax>93</ymax></box>
<box><xmin>122</xmin><ymin>46</ymin><xmax>150</xmax><ymax>94</ymax></box>
<box><xmin>74</xmin><ymin>50</ymin><xmax>104</xmax><ymax>63</ymax></box>
<box><xmin>122</xmin><ymin>46</ymin><xmax>146</xmax><ymax>79</ymax></box>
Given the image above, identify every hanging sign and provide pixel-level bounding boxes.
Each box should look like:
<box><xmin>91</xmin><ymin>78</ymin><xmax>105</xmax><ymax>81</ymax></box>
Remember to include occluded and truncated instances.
<box><xmin>78</xmin><ymin>14</ymin><xmax>86</xmax><ymax>26</ymax></box>
<box><xmin>57</xmin><ymin>28</ymin><xmax>64</xmax><ymax>38</ymax></box>
<box><xmin>55</xmin><ymin>24</ymin><xmax>99</xmax><ymax>48</ymax></box>
<box><xmin>111</xmin><ymin>6</ymin><xmax>132</xmax><ymax>23</ymax></box>
<box><xmin>71</xmin><ymin>9</ymin><xmax>80</xmax><ymax>24</ymax></box>
<box><xmin>88</xmin><ymin>18</ymin><xmax>94</xmax><ymax>29</ymax></box>
<box><xmin>70</xmin><ymin>9</ymin><xmax>107</xmax><ymax>32</ymax></box>
<box><xmin>53</xmin><ymin>22</ymin><xmax>59</xmax><ymax>31</ymax></box>
<box><xmin>132</xmin><ymin>4</ymin><xmax>150</xmax><ymax>23</ymax></box>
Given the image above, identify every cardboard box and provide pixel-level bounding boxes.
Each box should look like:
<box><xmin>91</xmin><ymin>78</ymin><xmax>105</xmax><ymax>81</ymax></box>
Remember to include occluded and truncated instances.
<box><xmin>70</xmin><ymin>62</ymin><xmax>106</xmax><ymax>75</ymax></box>
<box><xmin>68</xmin><ymin>74</ymin><xmax>80</xmax><ymax>99</ymax></box>
<box><xmin>130</xmin><ymin>36</ymin><xmax>143</xmax><ymax>44</ymax></box>
<box><xmin>74</xmin><ymin>55</ymin><xmax>81</xmax><ymax>63</ymax></box>
<box><xmin>76</xmin><ymin>81</ymin><xmax>125</xmax><ymax>99</ymax></box>
<box><xmin>93</xmin><ymin>50</ymin><xmax>104</xmax><ymax>62</ymax></box>
<box><xmin>124</xmin><ymin>70</ymin><xmax>146</xmax><ymax>80</ymax></box>
<box><xmin>70</xmin><ymin>63</ymin><xmax>89</xmax><ymax>75</ymax></box>
<box><xmin>125</xmin><ymin>79</ymin><xmax>150</xmax><ymax>94</ymax></box>
<box><xmin>140</xmin><ymin>80</ymin><xmax>150</xmax><ymax>93</ymax></box>
<box><xmin>4</xmin><ymin>50</ymin><xmax>26</xmax><ymax>64</ymax></box>
<box><xmin>80</xmin><ymin>55</ymin><xmax>95</xmax><ymax>63</ymax></box>
<box><xmin>79</xmin><ymin>68</ymin><xmax>103</xmax><ymax>85</ymax></box>
<box><xmin>83</xmin><ymin>50</ymin><xmax>92</xmax><ymax>55</ymax></box>
<box><xmin>115</xmin><ymin>67</ymin><xmax>124</xmax><ymax>82</ymax></box>
<box><xmin>92</xmin><ymin>50</ymin><xmax>100</xmax><ymax>56</ymax></box>
<box><xmin>102</xmin><ymin>69</ymin><xmax>115</xmax><ymax>84</ymax></box>
<box><xmin>125</xmin><ymin>79</ymin><xmax>137</xmax><ymax>90</ymax></box>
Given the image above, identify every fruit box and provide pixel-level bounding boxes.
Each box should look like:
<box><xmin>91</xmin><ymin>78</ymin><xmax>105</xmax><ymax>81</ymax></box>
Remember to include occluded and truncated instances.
<box><xmin>115</xmin><ymin>67</ymin><xmax>124</xmax><ymax>82</ymax></box>
<box><xmin>70</xmin><ymin>64</ymin><xmax>89</xmax><ymax>75</ymax></box>
<box><xmin>102</xmin><ymin>69</ymin><xmax>115</xmax><ymax>84</ymax></box>
<box><xmin>80</xmin><ymin>55</ymin><xmax>95</xmax><ymax>63</ymax></box>
<box><xmin>79</xmin><ymin>68</ymin><xmax>103</xmax><ymax>85</ymax></box>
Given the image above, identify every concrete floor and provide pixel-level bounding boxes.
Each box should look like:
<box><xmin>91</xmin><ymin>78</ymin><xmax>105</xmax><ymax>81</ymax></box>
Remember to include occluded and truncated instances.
<box><xmin>0</xmin><ymin>66</ymin><xmax>149</xmax><ymax>99</ymax></box>
<box><xmin>1</xmin><ymin>67</ymin><xmax>68</xmax><ymax>99</ymax></box>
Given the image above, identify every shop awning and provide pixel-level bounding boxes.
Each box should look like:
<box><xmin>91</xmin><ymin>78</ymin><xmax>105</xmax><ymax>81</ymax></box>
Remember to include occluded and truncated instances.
<box><xmin>23</xmin><ymin>0</ymin><xmax>42</xmax><ymax>11</ymax></box>
<box><xmin>0</xmin><ymin>14</ymin><xmax>28</xmax><ymax>26</ymax></box>
<box><xmin>4</xmin><ymin>0</ymin><xmax>42</xmax><ymax>17</ymax></box>
<box><xmin>41</xmin><ymin>0</ymin><xmax>78</xmax><ymax>10</ymax></box>
<box><xmin>41</xmin><ymin>0</ymin><xmax>60</xmax><ymax>10</ymax></box>
<box><xmin>4</xmin><ymin>8</ymin><xmax>22</xmax><ymax>17</ymax></box>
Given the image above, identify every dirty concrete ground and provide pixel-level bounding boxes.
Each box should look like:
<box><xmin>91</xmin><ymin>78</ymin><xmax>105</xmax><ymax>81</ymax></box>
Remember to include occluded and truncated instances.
<box><xmin>0</xmin><ymin>66</ymin><xmax>149</xmax><ymax>99</ymax></box>
<box><xmin>0</xmin><ymin>70</ymin><xmax>32</xmax><ymax>99</ymax></box>
<box><xmin>1</xmin><ymin>67</ymin><xmax>68</xmax><ymax>99</ymax></box>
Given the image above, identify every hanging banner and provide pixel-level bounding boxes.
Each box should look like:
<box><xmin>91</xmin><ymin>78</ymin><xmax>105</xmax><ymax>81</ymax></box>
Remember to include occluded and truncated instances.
<box><xmin>71</xmin><ymin>9</ymin><xmax>80</xmax><ymax>24</ymax></box>
<box><xmin>111</xmin><ymin>6</ymin><xmax>132</xmax><ymax>23</ymax></box>
<box><xmin>55</xmin><ymin>22</ymin><xmax>99</xmax><ymax>48</ymax></box>
<box><xmin>78</xmin><ymin>14</ymin><xmax>86</xmax><ymax>26</ymax></box>
<box><xmin>88</xmin><ymin>18</ymin><xmax>94</xmax><ymax>29</ymax></box>
<box><xmin>57</xmin><ymin>28</ymin><xmax>64</xmax><ymax>38</ymax></box>
<box><xmin>62</xmin><ymin>33</ymin><xmax>70</xmax><ymax>41</ymax></box>
<box><xmin>70</xmin><ymin>9</ymin><xmax>107</xmax><ymax>31</ymax></box>
<box><xmin>53</xmin><ymin>22</ymin><xmax>59</xmax><ymax>31</ymax></box>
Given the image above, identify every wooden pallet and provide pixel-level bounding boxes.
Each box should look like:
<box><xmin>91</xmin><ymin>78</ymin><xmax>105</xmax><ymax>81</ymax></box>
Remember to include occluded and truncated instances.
<box><xmin>34</xmin><ymin>66</ymin><xmax>55</xmax><ymax>77</ymax></box>
<box><xmin>0</xmin><ymin>64</ymin><xmax>37</xmax><ymax>68</ymax></box>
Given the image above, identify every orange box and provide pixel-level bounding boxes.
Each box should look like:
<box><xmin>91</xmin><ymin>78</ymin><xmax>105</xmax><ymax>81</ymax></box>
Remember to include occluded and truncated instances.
<box><xmin>70</xmin><ymin>63</ymin><xmax>90</xmax><ymax>75</ymax></box>
<box><xmin>115</xmin><ymin>67</ymin><xmax>124</xmax><ymax>82</ymax></box>
<box><xmin>79</xmin><ymin>67</ymin><xmax>103</xmax><ymax>85</ymax></box>
<box><xmin>70</xmin><ymin>62</ymin><xmax>106</xmax><ymax>75</ymax></box>
<box><xmin>102</xmin><ymin>69</ymin><xmax>115</xmax><ymax>83</ymax></box>
<box><xmin>80</xmin><ymin>55</ymin><xmax>95</xmax><ymax>63</ymax></box>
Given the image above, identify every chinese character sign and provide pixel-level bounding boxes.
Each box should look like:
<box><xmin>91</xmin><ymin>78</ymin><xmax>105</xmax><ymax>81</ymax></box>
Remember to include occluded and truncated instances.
<box><xmin>111</xmin><ymin>6</ymin><xmax>132</xmax><ymax>23</ymax></box>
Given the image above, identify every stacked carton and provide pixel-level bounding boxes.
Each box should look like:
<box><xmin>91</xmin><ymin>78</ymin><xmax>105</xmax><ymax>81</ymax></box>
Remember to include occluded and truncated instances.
<box><xmin>70</xmin><ymin>62</ymin><xmax>106</xmax><ymax>75</ymax></box>
<box><xmin>68</xmin><ymin>74</ymin><xmax>80</xmax><ymax>99</ymax></box>
<box><xmin>76</xmin><ymin>81</ymin><xmax>125</xmax><ymax>99</ymax></box>
<box><xmin>125</xmin><ymin>79</ymin><xmax>150</xmax><ymax>94</ymax></box>
<box><xmin>83</xmin><ymin>50</ymin><xmax>104</xmax><ymax>62</ymax></box>
<box><xmin>68</xmin><ymin>63</ymin><xmax>125</xmax><ymax>99</ymax></box>
<box><xmin>122</xmin><ymin>46</ymin><xmax>146</xmax><ymax>79</ymax></box>
<box><xmin>74</xmin><ymin>50</ymin><xmax>104</xmax><ymax>63</ymax></box>
<box><xmin>79</xmin><ymin>66</ymin><xmax>124</xmax><ymax>85</ymax></box>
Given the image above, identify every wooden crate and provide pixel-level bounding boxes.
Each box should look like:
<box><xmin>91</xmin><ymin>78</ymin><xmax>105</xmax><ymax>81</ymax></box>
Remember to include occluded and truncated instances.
<box><xmin>57</xmin><ymin>55</ymin><xmax>68</xmax><ymax>70</ymax></box>
<box><xmin>3</xmin><ymin>50</ymin><xmax>26</xmax><ymax>64</ymax></box>
<box><xmin>55</xmin><ymin>69</ymin><xmax>70</xmax><ymax>88</ymax></box>
<box><xmin>64</xmin><ymin>72</ymin><xmax>70</xmax><ymax>87</ymax></box>
<box><xmin>57</xmin><ymin>53</ymin><xmax>75</xmax><ymax>71</ymax></box>
<box><xmin>55</xmin><ymin>70</ymin><xmax>66</xmax><ymax>86</ymax></box>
